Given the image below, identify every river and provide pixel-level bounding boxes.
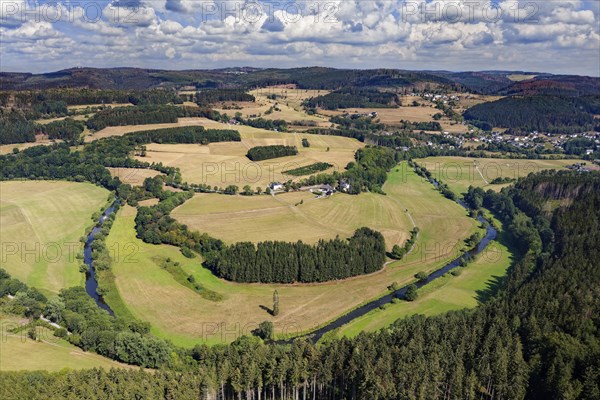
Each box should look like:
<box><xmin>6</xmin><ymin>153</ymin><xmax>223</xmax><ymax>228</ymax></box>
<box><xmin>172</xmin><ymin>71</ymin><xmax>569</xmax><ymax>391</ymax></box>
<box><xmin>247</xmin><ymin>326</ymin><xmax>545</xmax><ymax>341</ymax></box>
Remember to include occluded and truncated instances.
<box><xmin>84</xmin><ymin>199</ymin><xmax>119</xmax><ymax>316</ymax></box>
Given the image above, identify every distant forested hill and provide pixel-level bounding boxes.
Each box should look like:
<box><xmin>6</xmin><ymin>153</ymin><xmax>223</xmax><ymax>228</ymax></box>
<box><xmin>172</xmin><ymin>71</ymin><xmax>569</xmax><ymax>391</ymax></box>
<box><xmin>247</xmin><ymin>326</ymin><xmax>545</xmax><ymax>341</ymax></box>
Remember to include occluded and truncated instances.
<box><xmin>500</xmin><ymin>75</ymin><xmax>600</xmax><ymax>96</ymax></box>
<box><xmin>0</xmin><ymin>67</ymin><xmax>454</xmax><ymax>91</ymax></box>
<box><xmin>464</xmin><ymin>95</ymin><xmax>600</xmax><ymax>133</ymax></box>
<box><xmin>3</xmin><ymin>67</ymin><xmax>598</xmax><ymax>95</ymax></box>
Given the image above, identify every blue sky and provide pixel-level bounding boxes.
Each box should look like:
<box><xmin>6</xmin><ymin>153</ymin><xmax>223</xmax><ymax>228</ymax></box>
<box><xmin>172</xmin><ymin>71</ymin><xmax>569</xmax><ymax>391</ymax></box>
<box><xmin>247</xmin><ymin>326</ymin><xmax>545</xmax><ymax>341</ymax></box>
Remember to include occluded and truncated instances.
<box><xmin>1</xmin><ymin>0</ymin><xmax>599</xmax><ymax>75</ymax></box>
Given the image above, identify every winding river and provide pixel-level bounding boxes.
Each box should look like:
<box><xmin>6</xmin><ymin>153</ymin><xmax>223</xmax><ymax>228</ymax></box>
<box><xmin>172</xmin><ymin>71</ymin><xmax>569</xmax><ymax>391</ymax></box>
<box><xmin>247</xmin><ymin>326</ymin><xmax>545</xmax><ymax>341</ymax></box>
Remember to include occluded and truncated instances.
<box><xmin>84</xmin><ymin>199</ymin><xmax>119</xmax><ymax>316</ymax></box>
<box><xmin>82</xmin><ymin>182</ymin><xmax>497</xmax><ymax>342</ymax></box>
<box><xmin>303</xmin><ymin>216</ymin><xmax>496</xmax><ymax>343</ymax></box>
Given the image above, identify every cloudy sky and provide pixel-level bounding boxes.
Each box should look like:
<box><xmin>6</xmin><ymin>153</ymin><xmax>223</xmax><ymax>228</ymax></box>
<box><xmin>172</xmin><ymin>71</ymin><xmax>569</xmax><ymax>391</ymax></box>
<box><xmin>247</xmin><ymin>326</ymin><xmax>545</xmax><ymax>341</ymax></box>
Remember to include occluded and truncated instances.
<box><xmin>1</xmin><ymin>0</ymin><xmax>599</xmax><ymax>75</ymax></box>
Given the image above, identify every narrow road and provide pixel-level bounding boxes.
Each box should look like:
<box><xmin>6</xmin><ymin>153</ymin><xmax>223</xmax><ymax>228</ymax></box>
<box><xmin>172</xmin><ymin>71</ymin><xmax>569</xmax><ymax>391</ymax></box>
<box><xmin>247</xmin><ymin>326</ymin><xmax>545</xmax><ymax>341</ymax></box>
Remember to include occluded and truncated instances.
<box><xmin>474</xmin><ymin>161</ymin><xmax>489</xmax><ymax>185</ymax></box>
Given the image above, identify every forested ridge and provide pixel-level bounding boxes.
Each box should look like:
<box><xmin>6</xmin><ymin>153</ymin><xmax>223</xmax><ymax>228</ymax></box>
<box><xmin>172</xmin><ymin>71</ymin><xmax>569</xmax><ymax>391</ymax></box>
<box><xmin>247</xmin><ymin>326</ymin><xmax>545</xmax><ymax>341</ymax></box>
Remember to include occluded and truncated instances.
<box><xmin>464</xmin><ymin>95</ymin><xmax>600</xmax><ymax>133</ymax></box>
<box><xmin>1</xmin><ymin>171</ymin><xmax>598</xmax><ymax>399</ymax></box>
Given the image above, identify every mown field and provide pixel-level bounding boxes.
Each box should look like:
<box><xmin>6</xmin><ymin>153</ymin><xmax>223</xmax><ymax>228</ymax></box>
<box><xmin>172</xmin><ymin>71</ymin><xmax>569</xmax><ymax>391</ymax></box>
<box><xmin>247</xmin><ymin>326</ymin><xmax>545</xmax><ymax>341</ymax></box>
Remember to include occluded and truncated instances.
<box><xmin>416</xmin><ymin>156</ymin><xmax>581</xmax><ymax>195</ymax></box>
<box><xmin>316</xmin><ymin>96</ymin><xmax>469</xmax><ymax>134</ymax></box>
<box><xmin>107</xmin><ymin>167</ymin><xmax>163</xmax><ymax>186</ymax></box>
<box><xmin>318</xmin><ymin>105</ymin><xmax>437</xmax><ymax>124</ymax></box>
<box><xmin>0</xmin><ymin>316</ymin><xmax>128</xmax><ymax>371</ymax></box>
<box><xmin>0</xmin><ymin>141</ymin><xmax>55</xmax><ymax>155</ymax></box>
<box><xmin>107</xmin><ymin>164</ymin><xmax>479</xmax><ymax>346</ymax></box>
<box><xmin>132</xmin><ymin>118</ymin><xmax>363</xmax><ymax>188</ymax></box>
<box><xmin>215</xmin><ymin>87</ymin><xmax>331</xmax><ymax>127</ymax></box>
<box><xmin>172</xmin><ymin>190</ymin><xmax>413</xmax><ymax>250</ymax></box>
<box><xmin>0</xmin><ymin>181</ymin><xmax>108</xmax><ymax>295</ymax></box>
<box><xmin>336</xmin><ymin>229</ymin><xmax>514</xmax><ymax>338</ymax></box>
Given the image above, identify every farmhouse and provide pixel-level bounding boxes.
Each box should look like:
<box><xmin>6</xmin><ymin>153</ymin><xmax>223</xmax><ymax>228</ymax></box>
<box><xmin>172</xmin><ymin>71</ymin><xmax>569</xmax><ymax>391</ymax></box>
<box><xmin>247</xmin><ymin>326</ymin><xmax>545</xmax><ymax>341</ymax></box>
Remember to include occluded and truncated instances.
<box><xmin>270</xmin><ymin>182</ymin><xmax>284</xmax><ymax>191</ymax></box>
<box><xmin>321</xmin><ymin>184</ymin><xmax>334</xmax><ymax>196</ymax></box>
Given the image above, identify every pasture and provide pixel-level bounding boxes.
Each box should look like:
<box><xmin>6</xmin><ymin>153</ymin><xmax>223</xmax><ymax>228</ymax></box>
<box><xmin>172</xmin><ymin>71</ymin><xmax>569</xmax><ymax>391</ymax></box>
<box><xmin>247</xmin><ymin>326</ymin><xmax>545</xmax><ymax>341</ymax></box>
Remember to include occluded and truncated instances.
<box><xmin>34</xmin><ymin>114</ymin><xmax>88</xmax><ymax>125</ymax></box>
<box><xmin>415</xmin><ymin>156</ymin><xmax>581</xmax><ymax>195</ymax></box>
<box><xmin>0</xmin><ymin>316</ymin><xmax>128</xmax><ymax>371</ymax></box>
<box><xmin>132</xmin><ymin>119</ymin><xmax>363</xmax><ymax>188</ymax></box>
<box><xmin>0</xmin><ymin>181</ymin><xmax>109</xmax><ymax>295</ymax></box>
<box><xmin>336</xmin><ymin>233</ymin><xmax>513</xmax><ymax>337</ymax></box>
<box><xmin>318</xmin><ymin>105</ymin><xmax>438</xmax><ymax>124</ymax></box>
<box><xmin>0</xmin><ymin>140</ymin><xmax>56</xmax><ymax>155</ymax></box>
<box><xmin>107</xmin><ymin>167</ymin><xmax>163</xmax><ymax>186</ymax></box>
<box><xmin>107</xmin><ymin>164</ymin><xmax>479</xmax><ymax>346</ymax></box>
<box><xmin>214</xmin><ymin>99</ymin><xmax>330</xmax><ymax>128</ymax></box>
<box><xmin>172</xmin><ymin>190</ymin><xmax>413</xmax><ymax>250</ymax></box>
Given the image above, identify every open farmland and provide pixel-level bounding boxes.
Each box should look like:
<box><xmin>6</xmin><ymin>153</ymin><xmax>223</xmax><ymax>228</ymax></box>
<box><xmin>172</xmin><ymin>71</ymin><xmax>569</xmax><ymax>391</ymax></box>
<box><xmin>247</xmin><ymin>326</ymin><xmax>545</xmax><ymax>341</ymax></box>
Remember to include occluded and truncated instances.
<box><xmin>131</xmin><ymin>119</ymin><xmax>363</xmax><ymax>188</ymax></box>
<box><xmin>202</xmin><ymin>86</ymin><xmax>332</xmax><ymax>128</ymax></box>
<box><xmin>316</xmin><ymin>99</ymin><xmax>469</xmax><ymax>134</ymax></box>
<box><xmin>250</xmin><ymin>86</ymin><xmax>331</xmax><ymax>109</ymax></box>
<box><xmin>0</xmin><ymin>316</ymin><xmax>129</xmax><ymax>371</ymax></box>
<box><xmin>416</xmin><ymin>156</ymin><xmax>582</xmax><ymax>194</ymax></box>
<box><xmin>318</xmin><ymin>105</ymin><xmax>437</xmax><ymax>124</ymax></box>
<box><xmin>34</xmin><ymin>114</ymin><xmax>88</xmax><ymax>125</ymax></box>
<box><xmin>0</xmin><ymin>181</ymin><xmax>108</xmax><ymax>295</ymax></box>
<box><xmin>107</xmin><ymin>165</ymin><xmax>479</xmax><ymax>346</ymax></box>
<box><xmin>215</xmin><ymin>102</ymin><xmax>330</xmax><ymax>128</ymax></box>
<box><xmin>172</xmin><ymin>190</ymin><xmax>413</xmax><ymax>250</ymax></box>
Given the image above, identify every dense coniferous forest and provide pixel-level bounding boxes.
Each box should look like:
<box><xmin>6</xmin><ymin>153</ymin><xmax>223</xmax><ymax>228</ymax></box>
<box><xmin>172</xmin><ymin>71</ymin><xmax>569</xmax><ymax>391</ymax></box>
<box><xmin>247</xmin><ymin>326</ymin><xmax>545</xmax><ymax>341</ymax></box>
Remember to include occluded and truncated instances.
<box><xmin>304</xmin><ymin>88</ymin><xmax>401</xmax><ymax>110</ymax></box>
<box><xmin>5</xmin><ymin>88</ymin><xmax>182</xmax><ymax>107</ymax></box>
<box><xmin>85</xmin><ymin>106</ymin><xmax>181</xmax><ymax>130</ymax></box>
<box><xmin>196</xmin><ymin>89</ymin><xmax>256</xmax><ymax>105</ymax></box>
<box><xmin>464</xmin><ymin>96</ymin><xmax>599</xmax><ymax>133</ymax></box>
<box><xmin>0</xmin><ymin>110</ymin><xmax>38</xmax><ymax>144</ymax></box>
<box><xmin>124</xmin><ymin>126</ymin><xmax>241</xmax><ymax>144</ymax></box>
<box><xmin>205</xmin><ymin>227</ymin><xmax>386</xmax><ymax>283</ymax></box>
<box><xmin>246</xmin><ymin>145</ymin><xmax>298</xmax><ymax>161</ymax></box>
<box><xmin>1</xmin><ymin>171</ymin><xmax>598</xmax><ymax>399</ymax></box>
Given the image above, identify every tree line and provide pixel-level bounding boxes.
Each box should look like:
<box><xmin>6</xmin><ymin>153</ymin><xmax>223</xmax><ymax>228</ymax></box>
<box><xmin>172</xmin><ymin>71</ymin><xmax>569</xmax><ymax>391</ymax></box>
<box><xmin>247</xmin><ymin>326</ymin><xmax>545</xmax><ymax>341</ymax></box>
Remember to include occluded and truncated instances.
<box><xmin>304</xmin><ymin>88</ymin><xmax>400</xmax><ymax>110</ymax></box>
<box><xmin>8</xmin><ymin>88</ymin><xmax>181</xmax><ymax>107</ymax></box>
<box><xmin>196</xmin><ymin>89</ymin><xmax>255</xmax><ymax>105</ymax></box>
<box><xmin>205</xmin><ymin>227</ymin><xmax>386</xmax><ymax>284</ymax></box>
<box><xmin>85</xmin><ymin>105</ymin><xmax>181</xmax><ymax>131</ymax></box>
<box><xmin>246</xmin><ymin>145</ymin><xmax>298</xmax><ymax>161</ymax></box>
<box><xmin>124</xmin><ymin>126</ymin><xmax>241</xmax><ymax>144</ymax></box>
<box><xmin>282</xmin><ymin>162</ymin><xmax>332</xmax><ymax>176</ymax></box>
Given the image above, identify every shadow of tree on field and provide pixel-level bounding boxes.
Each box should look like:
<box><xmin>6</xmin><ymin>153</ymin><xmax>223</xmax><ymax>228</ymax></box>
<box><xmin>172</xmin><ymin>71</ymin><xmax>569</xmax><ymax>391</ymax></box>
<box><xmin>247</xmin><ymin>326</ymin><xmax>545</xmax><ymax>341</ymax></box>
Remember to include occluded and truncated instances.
<box><xmin>259</xmin><ymin>305</ymin><xmax>274</xmax><ymax>316</ymax></box>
